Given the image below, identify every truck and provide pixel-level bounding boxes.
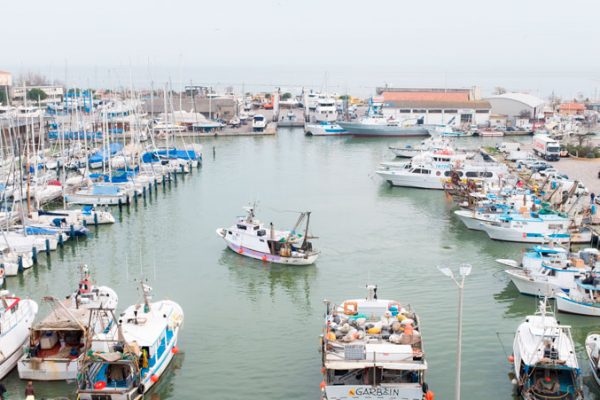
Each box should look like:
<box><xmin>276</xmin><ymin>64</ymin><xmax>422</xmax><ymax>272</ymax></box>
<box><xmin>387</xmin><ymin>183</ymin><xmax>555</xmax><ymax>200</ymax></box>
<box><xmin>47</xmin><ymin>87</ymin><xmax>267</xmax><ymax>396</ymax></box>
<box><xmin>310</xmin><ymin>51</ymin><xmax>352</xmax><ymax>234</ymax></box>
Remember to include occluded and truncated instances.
<box><xmin>532</xmin><ymin>135</ymin><xmax>560</xmax><ymax>161</ymax></box>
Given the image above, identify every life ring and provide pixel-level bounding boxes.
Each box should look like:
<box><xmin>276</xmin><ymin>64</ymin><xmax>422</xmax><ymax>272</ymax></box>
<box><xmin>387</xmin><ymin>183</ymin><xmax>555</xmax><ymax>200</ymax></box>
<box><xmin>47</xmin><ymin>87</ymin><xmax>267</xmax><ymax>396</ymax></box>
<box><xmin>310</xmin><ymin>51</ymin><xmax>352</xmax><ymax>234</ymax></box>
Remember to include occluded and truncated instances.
<box><xmin>343</xmin><ymin>301</ymin><xmax>358</xmax><ymax>315</ymax></box>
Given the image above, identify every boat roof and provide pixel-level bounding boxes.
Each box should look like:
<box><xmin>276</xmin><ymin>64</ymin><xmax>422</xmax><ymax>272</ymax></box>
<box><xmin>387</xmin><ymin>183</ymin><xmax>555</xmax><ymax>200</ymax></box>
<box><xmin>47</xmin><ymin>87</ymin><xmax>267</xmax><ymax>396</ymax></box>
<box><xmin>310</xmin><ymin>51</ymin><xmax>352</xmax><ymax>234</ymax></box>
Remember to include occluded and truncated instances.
<box><xmin>576</xmin><ymin>279</ymin><xmax>600</xmax><ymax>291</ymax></box>
<box><xmin>119</xmin><ymin>300</ymin><xmax>177</xmax><ymax>347</ymax></box>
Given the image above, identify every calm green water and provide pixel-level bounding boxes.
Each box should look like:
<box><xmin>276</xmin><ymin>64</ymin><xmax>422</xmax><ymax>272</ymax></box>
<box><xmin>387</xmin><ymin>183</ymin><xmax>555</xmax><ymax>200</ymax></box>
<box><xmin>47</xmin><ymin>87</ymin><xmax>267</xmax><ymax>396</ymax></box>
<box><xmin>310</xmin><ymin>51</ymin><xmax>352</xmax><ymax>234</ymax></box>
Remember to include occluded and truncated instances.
<box><xmin>2</xmin><ymin>130</ymin><xmax>599</xmax><ymax>399</ymax></box>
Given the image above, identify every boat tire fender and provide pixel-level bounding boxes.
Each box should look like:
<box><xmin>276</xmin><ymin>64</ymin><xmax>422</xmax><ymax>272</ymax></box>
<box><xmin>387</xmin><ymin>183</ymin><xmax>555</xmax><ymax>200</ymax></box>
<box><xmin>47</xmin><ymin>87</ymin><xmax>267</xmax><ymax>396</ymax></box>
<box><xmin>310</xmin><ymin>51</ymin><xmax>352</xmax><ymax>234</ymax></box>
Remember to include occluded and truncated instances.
<box><xmin>138</xmin><ymin>384</ymin><xmax>145</xmax><ymax>394</ymax></box>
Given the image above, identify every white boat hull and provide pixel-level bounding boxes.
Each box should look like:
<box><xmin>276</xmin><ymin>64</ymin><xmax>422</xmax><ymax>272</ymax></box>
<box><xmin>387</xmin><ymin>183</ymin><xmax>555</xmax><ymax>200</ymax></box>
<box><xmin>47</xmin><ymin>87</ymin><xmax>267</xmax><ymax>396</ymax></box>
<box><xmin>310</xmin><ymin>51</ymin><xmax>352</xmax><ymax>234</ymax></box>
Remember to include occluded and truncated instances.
<box><xmin>0</xmin><ymin>299</ymin><xmax>38</xmax><ymax>380</ymax></box>
<box><xmin>376</xmin><ymin>170</ymin><xmax>443</xmax><ymax>189</ymax></box>
<box><xmin>480</xmin><ymin>223</ymin><xmax>570</xmax><ymax>243</ymax></box>
<box><xmin>454</xmin><ymin>210</ymin><xmax>485</xmax><ymax>230</ymax></box>
<box><xmin>505</xmin><ymin>269</ymin><xmax>560</xmax><ymax>297</ymax></box>
<box><xmin>18</xmin><ymin>357</ymin><xmax>80</xmax><ymax>381</ymax></box>
<box><xmin>556</xmin><ymin>293</ymin><xmax>600</xmax><ymax>316</ymax></box>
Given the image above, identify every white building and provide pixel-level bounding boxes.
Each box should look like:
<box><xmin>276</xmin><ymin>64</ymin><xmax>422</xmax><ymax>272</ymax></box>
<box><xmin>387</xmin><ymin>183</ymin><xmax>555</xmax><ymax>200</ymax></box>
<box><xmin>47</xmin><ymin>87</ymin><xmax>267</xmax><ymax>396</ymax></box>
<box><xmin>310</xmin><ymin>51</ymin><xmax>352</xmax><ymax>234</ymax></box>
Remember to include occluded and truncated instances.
<box><xmin>485</xmin><ymin>92</ymin><xmax>545</xmax><ymax>120</ymax></box>
<box><xmin>0</xmin><ymin>70</ymin><xmax>12</xmax><ymax>87</ymax></box>
<box><xmin>382</xmin><ymin>100</ymin><xmax>491</xmax><ymax>126</ymax></box>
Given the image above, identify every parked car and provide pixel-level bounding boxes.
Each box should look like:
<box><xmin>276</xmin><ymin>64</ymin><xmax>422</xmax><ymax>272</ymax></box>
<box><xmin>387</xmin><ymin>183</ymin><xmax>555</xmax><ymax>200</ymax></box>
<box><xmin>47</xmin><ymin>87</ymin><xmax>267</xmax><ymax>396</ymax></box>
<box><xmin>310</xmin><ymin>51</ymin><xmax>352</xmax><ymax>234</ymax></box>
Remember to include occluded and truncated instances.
<box><xmin>529</xmin><ymin>161</ymin><xmax>549</xmax><ymax>172</ymax></box>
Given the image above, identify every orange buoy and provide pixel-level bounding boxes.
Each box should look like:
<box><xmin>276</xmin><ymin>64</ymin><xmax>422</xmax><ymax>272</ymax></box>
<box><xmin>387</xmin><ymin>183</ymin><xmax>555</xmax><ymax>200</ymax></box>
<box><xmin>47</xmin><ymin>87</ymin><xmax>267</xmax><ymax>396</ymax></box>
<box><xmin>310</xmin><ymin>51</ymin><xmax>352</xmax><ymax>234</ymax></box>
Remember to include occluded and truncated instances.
<box><xmin>262</xmin><ymin>255</ymin><xmax>267</xmax><ymax>262</ymax></box>
<box><xmin>425</xmin><ymin>390</ymin><xmax>435</xmax><ymax>400</ymax></box>
<box><xmin>94</xmin><ymin>381</ymin><xmax>107</xmax><ymax>390</ymax></box>
<box><xmin>319</xmin><ymin>381</ymin><xmax>326</xmax><ymax>390</ymax></box>
<box><xmin>321</xmin><ymin>367</ymin><xmax>326</xmax><ymax>374</ymax></box>
<box><xmin>238</xmin><ymin>248</ymin><xmax>244</xmax><ymax>254</ymax></box>
<box><xmin>508</xmin><ymin>355</ymin><xmax>515</xmax><ymax>363</ymax></box>
<box><xmin>172</xmin><ymin>346</ymin><xmax>179</xmax><ymax>354</ymax></box>
<box><xmin>151</xmin><ymin>375</ymin><xmax>159</xmax><ymax>383</ymax></box>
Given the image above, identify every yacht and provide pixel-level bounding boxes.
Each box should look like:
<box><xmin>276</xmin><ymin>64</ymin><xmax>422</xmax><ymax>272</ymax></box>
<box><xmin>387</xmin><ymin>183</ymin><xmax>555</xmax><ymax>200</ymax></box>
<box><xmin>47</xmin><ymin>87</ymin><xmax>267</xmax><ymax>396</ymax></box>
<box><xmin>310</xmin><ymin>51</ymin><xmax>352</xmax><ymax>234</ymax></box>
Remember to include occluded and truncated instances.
<box><xmin>252</xmin><ymin>114</ymin><xmax>267</xmax><ymax>132</ymax></box>
<box><xmin>389</xmin><ymin>137</ymin><xmax>453</xmax><ymax>158</ymax></box>
<box><xmin>376</xmin><ymin>152</ymin><xmax>507</xmax><ymax>190</ymax></box>
<box><xmin>320</xmin><ymin>285</ymin><xmax>432</xmax><ymax>400</ymax></box>
<box><xmin>314</xmin><ymin>95</ymin><xmax>337</xmax><ymax>123</ymax></box>
<box><xmin>0</xmin><ymin>291</ymin><xmax>38</xmax><ymax>380</ymax></box>
<box><xmin>217</xmin><ymin>205</ymin><xmax>319</xmax><ymax>265</ymax></box>
<box><xmin>511</xmin><ymin>298</ymin><xmax>582</xmax><ymax>399</ymax></box>
<box><xmin>77</xmin><ymin>284</ymin><xmax>184</xmax><ymax>400</ymax></box>
<box><xmin>18</xmin><ymin>267</ymin><xmax>118</xmax><ymax>381</ymax></box>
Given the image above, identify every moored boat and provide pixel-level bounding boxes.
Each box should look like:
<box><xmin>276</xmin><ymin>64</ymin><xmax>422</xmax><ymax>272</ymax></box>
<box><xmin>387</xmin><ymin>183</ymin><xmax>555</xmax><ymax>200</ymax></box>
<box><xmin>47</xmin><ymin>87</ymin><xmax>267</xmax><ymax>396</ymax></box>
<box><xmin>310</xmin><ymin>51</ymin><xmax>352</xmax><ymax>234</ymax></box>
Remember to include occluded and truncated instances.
<box><xmin>511</xmin><ymin>298</ymin><xmax>582</xmax><ymax>399</ymax></box>
<box><xmin>77</xmin><ymin>283</ymin><xmax>184</xmax><ymax>400</ymax></box>
<box><xmin>320</xmin><ymin>285</ymin><xmax>432</xmax><ymax>400</ymax></box>
<box><xmin>0</xmin><ymin>291</ymin><xmax>38</xmax><ymax>380</ymax></box>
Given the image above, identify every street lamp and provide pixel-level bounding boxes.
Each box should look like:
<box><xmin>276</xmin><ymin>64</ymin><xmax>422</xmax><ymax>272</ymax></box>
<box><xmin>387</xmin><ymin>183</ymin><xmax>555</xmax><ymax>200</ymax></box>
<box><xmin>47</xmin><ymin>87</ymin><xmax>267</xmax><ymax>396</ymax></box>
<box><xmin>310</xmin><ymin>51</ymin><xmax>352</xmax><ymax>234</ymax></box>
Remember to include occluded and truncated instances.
<box><xmin>438</xmin><ymin>263</ymin><xmax>472</xmax><ymax>400</ymax></box>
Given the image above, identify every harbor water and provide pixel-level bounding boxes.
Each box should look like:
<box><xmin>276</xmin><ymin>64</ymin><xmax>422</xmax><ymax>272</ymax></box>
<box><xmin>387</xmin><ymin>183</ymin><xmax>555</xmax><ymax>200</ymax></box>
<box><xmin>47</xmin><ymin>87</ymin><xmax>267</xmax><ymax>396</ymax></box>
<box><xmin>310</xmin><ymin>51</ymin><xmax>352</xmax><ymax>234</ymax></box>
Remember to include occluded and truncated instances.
<box><xmin>2</xmin><ymin>129</ymin><xmax>599</xmax><ymax>399</ymax></box>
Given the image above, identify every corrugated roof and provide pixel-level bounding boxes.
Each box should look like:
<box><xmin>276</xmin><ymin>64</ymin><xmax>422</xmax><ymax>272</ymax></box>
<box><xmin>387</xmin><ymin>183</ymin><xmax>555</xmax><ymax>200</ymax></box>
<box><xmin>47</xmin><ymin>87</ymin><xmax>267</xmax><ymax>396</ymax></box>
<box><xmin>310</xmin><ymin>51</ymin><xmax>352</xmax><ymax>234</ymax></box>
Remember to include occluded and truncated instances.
<box><xmin>384</xmin><ymin>100</ymin><xmax>491</xmax><ymax>110</ymax></box>
<box><xmin>383</xmin><ymin>91</ymin><xmax>470</xmax><ymax>102</ymax></box>
<box><xmin>486</xmin><ymin>92</ymin><xmax>545</xmax><ymax>108</ymax></box>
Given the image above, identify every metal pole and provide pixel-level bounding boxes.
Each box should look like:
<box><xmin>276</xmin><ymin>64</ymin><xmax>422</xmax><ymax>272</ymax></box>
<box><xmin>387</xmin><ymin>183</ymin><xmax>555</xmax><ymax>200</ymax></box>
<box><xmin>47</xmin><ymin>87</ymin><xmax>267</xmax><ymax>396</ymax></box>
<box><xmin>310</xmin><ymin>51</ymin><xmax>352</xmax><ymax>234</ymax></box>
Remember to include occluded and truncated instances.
<box><xmin>455</xmin><ymin>277</ymin><xmax>464</xmax><ymax>400</ymax></box>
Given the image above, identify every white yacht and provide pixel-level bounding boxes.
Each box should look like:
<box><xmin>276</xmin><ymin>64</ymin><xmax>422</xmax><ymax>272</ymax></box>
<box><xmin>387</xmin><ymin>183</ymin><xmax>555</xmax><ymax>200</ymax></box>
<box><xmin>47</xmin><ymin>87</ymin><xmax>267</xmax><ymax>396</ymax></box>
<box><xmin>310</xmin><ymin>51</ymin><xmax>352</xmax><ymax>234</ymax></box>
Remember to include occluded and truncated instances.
<box><xmin>217</xmin><ymin>205</ymin><xmax>319</xmax><ymax>265</ymax></box>
<box><xmin>0</xmin><ymin>291</ymin><xmax>38</xmax><ymax>380</ymax></box>
<box><xmin>252</xmin><ymin>114</ymin><xmax>267</xmax><ymax>132</ymax></box>
<box><xmin>320</xmin><ymin>285</ymin><xmax>432</xmax><ymax>400</ymax></box>
<box><xmin>18</xmin><ymin>267</ymin><xmax>118</xmax><ymax>381</ymax></box>
<box><xmin>376</xmin><ymin>152</ymin><xmax>507</xmax><ymax>190</ymax></box>
<box><xmin>314</xmin><ymin>95</ymin><xmax>337</xmax><ymax>123</ymax></box>
<box><xmin>388</xmin><ymin>137</ymin><xmax>453</xmax><ymax>158</ymax></box>
<box><xmin>512</xmin><ymin>298</ymin><xmax>582</xmax><ymax>399</ymax></box>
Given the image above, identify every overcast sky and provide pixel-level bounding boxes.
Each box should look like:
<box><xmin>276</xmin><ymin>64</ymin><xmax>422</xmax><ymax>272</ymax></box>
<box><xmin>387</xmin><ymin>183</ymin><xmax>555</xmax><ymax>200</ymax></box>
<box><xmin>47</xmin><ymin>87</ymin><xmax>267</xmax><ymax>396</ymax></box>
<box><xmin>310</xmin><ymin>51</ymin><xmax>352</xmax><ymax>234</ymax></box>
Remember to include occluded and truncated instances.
<box><xmin>3</xmin><ymin>0</ymin><xmax>600</xmax><ymax>97</ymax></box>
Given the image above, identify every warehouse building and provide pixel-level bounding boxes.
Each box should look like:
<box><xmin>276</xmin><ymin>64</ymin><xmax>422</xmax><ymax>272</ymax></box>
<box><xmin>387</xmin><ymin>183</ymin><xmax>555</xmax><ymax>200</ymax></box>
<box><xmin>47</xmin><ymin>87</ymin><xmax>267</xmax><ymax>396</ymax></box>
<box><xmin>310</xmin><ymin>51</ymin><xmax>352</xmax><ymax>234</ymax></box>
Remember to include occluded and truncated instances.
<box><xmin>376</xmin><ymin>87</ymin><xmax>491</xmax><ymax>126</ymax></box>
<box><xmin>485</xmin><ymin>92</ymin><xmax>545</xmax><ymax>120</ymax></box>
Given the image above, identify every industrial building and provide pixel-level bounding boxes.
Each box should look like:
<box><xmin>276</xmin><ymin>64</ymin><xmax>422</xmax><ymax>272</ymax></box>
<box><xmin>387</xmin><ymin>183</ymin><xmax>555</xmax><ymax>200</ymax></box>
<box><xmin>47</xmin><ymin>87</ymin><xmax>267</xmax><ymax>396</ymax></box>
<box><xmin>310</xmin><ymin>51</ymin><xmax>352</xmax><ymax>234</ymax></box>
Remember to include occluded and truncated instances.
<box><xmin>376</xmin><ymin>87</ymin><xmax>491</xmax><ymax>126</ymax></box>
<box><xmin>485</xmin><ymin>92</ymin><xmax>545</xmax><ymax>120</ymax></box>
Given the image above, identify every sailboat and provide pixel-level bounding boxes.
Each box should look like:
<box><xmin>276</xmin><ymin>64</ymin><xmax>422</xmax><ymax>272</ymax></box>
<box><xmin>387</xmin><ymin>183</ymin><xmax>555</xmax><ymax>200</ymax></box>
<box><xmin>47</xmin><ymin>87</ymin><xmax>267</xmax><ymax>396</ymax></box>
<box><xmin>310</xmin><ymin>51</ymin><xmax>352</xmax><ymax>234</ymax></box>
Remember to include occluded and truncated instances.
<box><xmin>217</xmin><ymin>205</ymin><xmax>319</xmax><ymax>265</ymax></box>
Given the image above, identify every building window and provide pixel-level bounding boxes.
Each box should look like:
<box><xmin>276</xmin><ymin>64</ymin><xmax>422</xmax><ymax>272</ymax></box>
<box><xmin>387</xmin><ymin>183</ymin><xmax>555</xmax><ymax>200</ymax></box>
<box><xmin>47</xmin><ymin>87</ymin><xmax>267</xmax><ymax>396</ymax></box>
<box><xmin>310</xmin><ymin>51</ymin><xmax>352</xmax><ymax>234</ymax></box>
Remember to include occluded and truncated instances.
<box><xmin>399</xmin><ymin>109</ymin><xmax>411</xmax><ymax>113</ymax></box>
<box><xmin>413</xmin><ymin>109</ymin><xmax>426</xmax><ymax>113</ymax></box>
<box><xmin>475</xmin><ymin>110</ymin><xmax>489</xmax><ymax>114</ymax></box>
<box><xmin>444</xmin><ymin>110</ymin><xmax>458</xmax><ymax>114</ymax></box>
<box><xmin>460</xmin><ymin>114</ymin><xmax>472</xmax><ymax>123</ymax></box>
<box><xmin>428</xmin><ymin>110</ymin><xmax>442</xmax><ymax>113</ymax></box>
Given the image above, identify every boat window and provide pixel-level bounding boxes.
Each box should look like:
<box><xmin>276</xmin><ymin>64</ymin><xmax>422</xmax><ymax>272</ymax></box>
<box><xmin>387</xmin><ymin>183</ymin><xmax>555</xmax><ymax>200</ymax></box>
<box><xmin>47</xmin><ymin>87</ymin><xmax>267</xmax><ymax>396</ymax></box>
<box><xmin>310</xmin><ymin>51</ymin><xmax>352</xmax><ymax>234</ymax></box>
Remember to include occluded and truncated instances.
<box><xmin>227</xmin><ymin>231</ymin><xmax>232</xmax><ymax>235</ymax></box>
<box><xmin>465</xmin><ymin>171</ymin><xmax>478</xmax><ymax>178</ymax></box>
<box><xmin>412</xmin><ymin>169</ymin><xmax>421</xmax><ymax>174</ymax></box>
<box><xmin>236</xmin><ymin>224</ymin><xmax>247</xmax><ymax>230</ymax></box>
<box><xmin>257</xmin><ymin>229</ymin><xmax>266</xmax><ymax>237</ymax></box>
<box><xmin>253</xmin><ymin>225</ymin><xmax>259</xmax><ymax>231</ymax></box>
<box><xmin>483</xmin><ymin>172</ymin><xmax>493</xmax><ymax>178</ymax></box>
<box><xmin>444</xmin><ymin>171</ymin><xmax>453</xmax><ymax>177</ymax></box>
<box><xmin>420</xmin><ymin>169</ymin><xmax>430</xmax><ymax>174</ymax></box>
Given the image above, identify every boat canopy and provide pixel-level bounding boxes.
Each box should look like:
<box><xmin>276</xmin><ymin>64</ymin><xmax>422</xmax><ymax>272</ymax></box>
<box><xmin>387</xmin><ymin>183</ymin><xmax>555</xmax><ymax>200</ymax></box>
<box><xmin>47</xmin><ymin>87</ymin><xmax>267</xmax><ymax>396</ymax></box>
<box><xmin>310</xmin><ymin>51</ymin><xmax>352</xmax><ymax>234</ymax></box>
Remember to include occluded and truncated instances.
<box><xmin>92</xmin><ymin>185</ymin><xmax>120</xmax><ymax>196</ymax></box>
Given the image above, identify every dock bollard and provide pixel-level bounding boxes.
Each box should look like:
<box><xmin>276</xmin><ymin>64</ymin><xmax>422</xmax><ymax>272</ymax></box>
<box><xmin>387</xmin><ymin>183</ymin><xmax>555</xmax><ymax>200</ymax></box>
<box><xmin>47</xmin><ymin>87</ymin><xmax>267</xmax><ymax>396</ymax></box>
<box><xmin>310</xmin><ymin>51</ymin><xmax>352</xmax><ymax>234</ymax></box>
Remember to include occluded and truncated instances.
<box><xmin>180</xmin><ymin>164</ymin><xmax>184</xmax><ymax>174</ymax></box>
<box><xmin>45</xmin><ymin>239</ymin><xmax>50</xmax><ymax>255</ymax></box>
<box><xmin>18</xmin><ymin>257</ymin><xmax>23</xmax><ymax>273</ymax></box>
<box><xmin>58</xmin><ymin>234</ymin><xmax>64</xmax><ymax>247</ymax></box>
<box><xmin>118</xmin><ymin>199</ymin><xmax>123</xmax><ymax>212</ymax></box>
<box><xmin>162</xmin><ymin>175</ymin><xmax>166</xmax><ymax>187</ymax></box>
<box><xmin>82</xmin><ymin>219</ymin><xmax>87</xmax><ymax>227</ymax></box>
<box><xmin>142</xmin><ymin>186</ymin><xmax>146</xmax><ymax>198</ymax></box>
<box><xmin>94</xmin><ymin>213</ymin><xmax>98</xmax><ymax>227</ymax></box>
<box><xmin>70</xmin><ymin>224</ymin><xmax>75</xmax><ymax>237</ymax></box>
<box><xmin>126</xmin><ymin>195</ymin><xmax>130</xmax><ymax>207</ymax></box>
<box><xmin>154</xmin><ymin>178</ymin><xmax>158</xmax><ymax>190</ymax></box>
<box><xmin>174</xmin><ymin>171</ymin><xmax>178</xmax><ymax>183</ymax></box>
<box><xmin>32</xmin><ymin>247</ymin><xmax>37</xmax><ymax>264</ymax></box>
<box><xmin>134</xmin><ymin>191</ymin><xmax>138</xmax><ymax>204</ymax></box>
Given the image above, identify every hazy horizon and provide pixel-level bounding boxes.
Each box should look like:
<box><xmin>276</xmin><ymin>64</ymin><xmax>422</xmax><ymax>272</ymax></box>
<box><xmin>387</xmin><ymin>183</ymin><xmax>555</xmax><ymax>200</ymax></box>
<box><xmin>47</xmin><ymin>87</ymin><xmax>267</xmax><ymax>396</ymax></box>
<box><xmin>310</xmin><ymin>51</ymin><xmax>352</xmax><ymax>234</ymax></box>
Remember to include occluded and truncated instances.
<box><xmin>3</xmin><ymin>0</ymin><xmax>600</xmax><ymax>99</ymax></box>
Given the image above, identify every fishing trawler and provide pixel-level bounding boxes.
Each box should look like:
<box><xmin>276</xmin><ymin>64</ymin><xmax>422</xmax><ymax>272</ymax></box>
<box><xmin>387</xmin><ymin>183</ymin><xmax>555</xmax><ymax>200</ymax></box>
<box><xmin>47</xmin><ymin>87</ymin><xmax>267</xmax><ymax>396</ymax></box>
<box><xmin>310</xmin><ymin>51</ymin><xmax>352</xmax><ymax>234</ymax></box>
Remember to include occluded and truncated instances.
<box><xmin>0</xmin><ymin>291</ymin><xmax>38</xmax><ymax>379</ymax></box>
<box><xmin>217</xmin><ymin>205</ymin><xmax>319</xmax><ymax>265</ymax></box>
<box><xmin>556</xmin><ymin>272</ymin><xmax>600</xmax><ymax>316</ymax></box>
<box><xmin>18</xmin><ymin>267</ymin><xmax>118</xmax><ymax>381</ymax></box>
<box><xmin>511</xmin><ymin>298</ymin><xmax>582</xmax><ymax>399</ymax></box>
<box><xmin>319</xmin><ymin>285</ymin><xmax>432</xmax><ymax>400</ymax></box>
<box><xmin>77</xmin><ymin>283</ymin><xmax>184</xmax><ymax>400</ymax></box>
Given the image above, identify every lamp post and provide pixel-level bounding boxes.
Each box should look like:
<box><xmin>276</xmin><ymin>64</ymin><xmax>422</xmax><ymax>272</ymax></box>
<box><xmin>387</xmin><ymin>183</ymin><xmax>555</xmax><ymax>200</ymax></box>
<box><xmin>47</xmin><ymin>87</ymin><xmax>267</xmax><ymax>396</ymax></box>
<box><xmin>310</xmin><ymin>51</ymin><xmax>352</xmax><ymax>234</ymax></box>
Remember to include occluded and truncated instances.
<box><xmin>438</xmin><ymin>264</ymin><xmax>472</xmax><ymax>400</ymax></box>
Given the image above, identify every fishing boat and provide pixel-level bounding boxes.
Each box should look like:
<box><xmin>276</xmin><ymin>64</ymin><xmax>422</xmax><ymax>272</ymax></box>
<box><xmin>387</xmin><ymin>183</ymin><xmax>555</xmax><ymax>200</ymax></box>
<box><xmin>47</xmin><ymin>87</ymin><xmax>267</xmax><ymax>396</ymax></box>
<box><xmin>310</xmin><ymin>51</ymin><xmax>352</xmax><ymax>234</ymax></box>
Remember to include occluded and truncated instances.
<box><xmin>304</xmin><ymin>122</ymin><xmax>348</xmax><ymax>136</ymax></box>
<box><xmin>505</xmin><ymin>262</ymin><xmax>582</xmax><ymax>298</ymax></box>
<box><xmin>511</xmin><ymin>298</ymin><xmax>582</xmax><ymax>399</ymax></box>
<box><xmin>18</xmin><ymin>267</ymin><xmax>118</xmax><ymax>381</ymax></box>
<box><xmin>0</xmin><ymin>291</ymin><xmax>38</xmax><ymax>380</ymax></box>
<box><xmin>388</xmin><ymin>137</ymin><xmax>453</xmax><ymax>158</ymax></box>
<box><xmin>556</xmin><ymin>273</ymin><xmax>600</xmax><ymax>316</ymax></box>
<box><xmin>337</xmin><ymin>99</ymin><xmax>429</xmax><ymax>137</ymax></box>
<box><xmin>479</xmin><ymin>213</ymin><xmax>571</xmax><ymax>243</ymax></box>
<box><xmin>216</xmin><ymin>205</ymin><xmax>319</xmax><ymax>265</ymax></box>
<box><xmin>77</xmin><ymin>283</ymin><xmax>184</xmax><ymax>400</ymax></box>
<box><xmin>320</xmin><ymin>285</ymin><xmax>432</xmax><ymax>400</ymax></box>
<box><xmin>584</xmin><ymin>333</ymin><xmax>600</xmax><ymax>387</ymax></box>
